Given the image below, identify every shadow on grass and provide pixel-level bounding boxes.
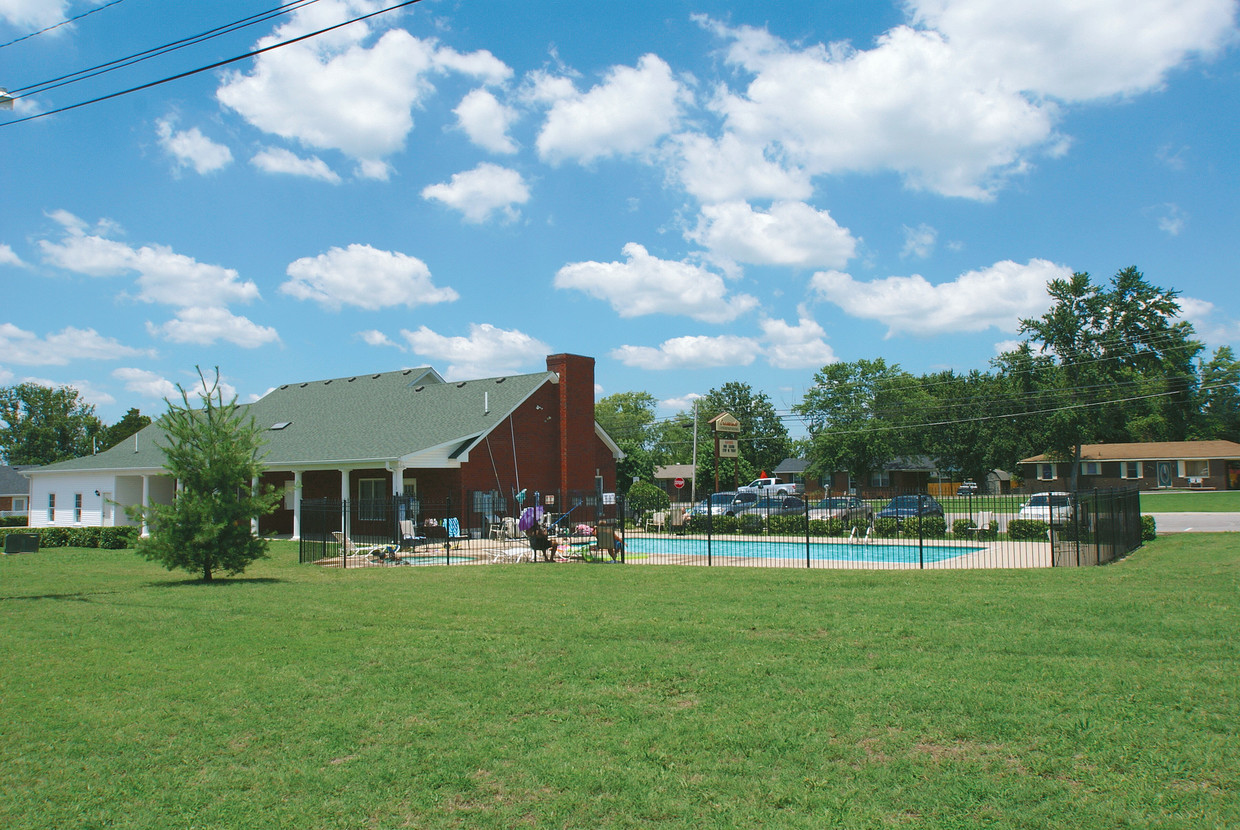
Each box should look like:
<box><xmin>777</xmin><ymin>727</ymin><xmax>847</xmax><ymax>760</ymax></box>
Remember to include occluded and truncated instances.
<box><xmin>146</xmin><ymin>577</ymin><xmax>287</xmax><ymax>588</ymax></box>
<box><xmin>0</xmin><ymin>591</ymin><xmax>121</xmax><ymax>602</ymax></box>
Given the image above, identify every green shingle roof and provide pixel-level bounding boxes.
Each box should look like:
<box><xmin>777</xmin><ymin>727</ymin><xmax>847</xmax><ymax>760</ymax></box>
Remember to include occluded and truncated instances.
<box><xmin>35</xmin><ymin>367</ymin><xmax>557</xmax><ymax>473</ymax></box>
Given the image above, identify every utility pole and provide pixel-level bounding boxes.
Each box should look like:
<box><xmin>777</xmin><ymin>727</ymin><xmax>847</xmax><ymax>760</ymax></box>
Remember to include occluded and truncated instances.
<box><xmin>691</xmin><ymin>398</ymin><xmax>698</xmax><ymax>504</ymax></box>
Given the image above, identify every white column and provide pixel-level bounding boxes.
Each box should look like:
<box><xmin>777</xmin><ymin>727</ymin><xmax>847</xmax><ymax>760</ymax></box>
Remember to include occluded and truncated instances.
<box><xmin>292</xmin><ymin>470</ymin><xmax>303</xmax><ymax>540</ymax></box>
<box><xmin>393</xmin><ymin>465</ymin><xmax>405</xmax><ymax>496</ymax></box>
<box><xmin>140</xmin><ymin>475</ymin><xmax>150</xmax><ymax>537</ymax></box>
<box><xmin>251</xmin><ymin>476</ymin><xmax>260</xmax><ymax>536</ymax></box>
<box><xmin>340</xmin><ymin>469</ymin><xmax>350</xmax><ymax>501</ymax></box>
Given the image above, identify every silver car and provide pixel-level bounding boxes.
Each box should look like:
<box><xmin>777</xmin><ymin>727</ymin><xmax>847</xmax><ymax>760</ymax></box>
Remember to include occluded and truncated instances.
<box><xmin>1018</xmin><ymin>492</ymin><xmax>1074</xmax><ymax>526</ymax></box>
<box><xmin>807</xmin><ymin>496</ymin><xmax>873</xmax><ymax>523</ymax></box>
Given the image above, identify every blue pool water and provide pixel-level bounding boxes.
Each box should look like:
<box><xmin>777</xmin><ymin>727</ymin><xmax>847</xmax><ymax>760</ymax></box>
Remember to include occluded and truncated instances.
<box><xmin>624</xmin><ymin>537</ymin><xmax>982</xmax><ymax>564</ymax></box>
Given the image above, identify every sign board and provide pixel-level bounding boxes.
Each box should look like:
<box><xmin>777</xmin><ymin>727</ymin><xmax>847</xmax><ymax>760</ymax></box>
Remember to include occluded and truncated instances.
<box><xmin>718</xmin><ymin>438</ymin><xmax>739</xmax><ymax>458</ymax></box>
<box><xmin>674</xmin><ymin>477</ymin><xmax>685</xmax><ymax>489</ymax></box>
<box><xmin>712</xmin><ymin>412</ymin><xmax>741</xmax><ymax>433</ymax></box>
<box><xmin>602</xmin><ymin>492</ymin><xmax>616</xmax><ymax>505</ymax></box>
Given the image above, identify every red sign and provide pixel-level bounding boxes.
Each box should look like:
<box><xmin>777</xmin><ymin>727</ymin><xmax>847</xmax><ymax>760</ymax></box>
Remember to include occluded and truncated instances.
<box><xmin>674</xmin><ymin>477</ymin><xmax>685</xmax><ymax>489</ymax></box>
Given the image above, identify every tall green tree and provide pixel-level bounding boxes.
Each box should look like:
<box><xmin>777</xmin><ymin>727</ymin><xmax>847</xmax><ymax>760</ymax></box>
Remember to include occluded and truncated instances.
<box><xmin>1193</xmin><ymin>346</ymin><xmax>1240</xmax><ymax>441</ymax></box>
<box><xmin>595</xmin><ymin>391</ymin><xmax>659</xmax><ymax>494</ymax></box>
<box><xmin>129</xmin><ymin>369</ymin><xmax>281</xmax><ymax>581</ymax></box>
<box><xmin>99</xmin><ymin>407</ymin><xmax>153</xmax><ymax>452</ymax></box>
<box><xmin>1014</xmin><ymin>267</ymin><xmax>1201</xmax><ymax>488</ymax></box>
<box><xmin>0</xmin><ymin>383</ymin><xmax>103</xmax><ymax>465</ymax></box>
<box><xmin>795</xmin><ymin>359</ymin><xmax>923</xmax><ymax>487</ymax></box>
<box><xmin>697</xmin><ymin>382</ymin><xmax>791</xmax><ymax>478</ymax></box>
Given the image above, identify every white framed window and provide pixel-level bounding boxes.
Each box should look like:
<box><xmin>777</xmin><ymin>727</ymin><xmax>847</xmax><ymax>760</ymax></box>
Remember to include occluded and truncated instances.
<box><xmin>1079</xmin><ymin>461</ymin><xmax>1101</xmax><ymax>476</ymax></box>
<box><xmin>868</xmin><ymin>471</ymin><xmax>891</xmax><ymax>487</ymax></box>
<box><xmin>1121</xmin><ymin>461</ymin><xmax>1142</xmax><ymax>479</ymax></box>
<box><xmin>74</xmin><ymin>493</ymin><xmax>82</xmax><ymax>523</ymax></box>
<box><xmin>47</xmin><ymin>493</ymin><xmax>56</xmax><ymax>521</ymax></box>
<box><xmin>1037</xmin><ymin>463</ymin><xmax>1057</xmax><ymax>481</ymax></box>
<box><xmin>13</xmin><ymin>496</ymin><xmax>26</xmax><ymax>512</ymax></box>
<box><xmin>1180</xmin><ymin>459</ymin><xmax>1209</xmax><ymax>478</ymax></box>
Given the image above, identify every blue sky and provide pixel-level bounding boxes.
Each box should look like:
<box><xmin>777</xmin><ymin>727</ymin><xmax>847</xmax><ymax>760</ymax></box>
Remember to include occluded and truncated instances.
<box><xmin>2</xmin><ymin>0</ymin><xmax>1238</xmax><ymax>431</ymax></box>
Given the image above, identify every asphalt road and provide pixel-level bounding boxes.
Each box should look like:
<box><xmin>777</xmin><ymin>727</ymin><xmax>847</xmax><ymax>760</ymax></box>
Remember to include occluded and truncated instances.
<box><xmin>1146</xmin><ymin>512</ymin><xmax>1240</xmax><ymax>533</ymax></box>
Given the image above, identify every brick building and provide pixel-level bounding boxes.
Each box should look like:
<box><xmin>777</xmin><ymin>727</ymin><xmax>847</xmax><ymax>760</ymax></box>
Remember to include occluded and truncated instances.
<box><xmin>25</xmin><ymin>354</ymin><xmax>621</xmax><ymax>537</ymax></box>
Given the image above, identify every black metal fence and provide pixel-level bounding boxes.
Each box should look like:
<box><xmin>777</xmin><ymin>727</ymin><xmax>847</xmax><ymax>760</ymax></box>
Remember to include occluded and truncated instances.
<box><xmin>298</xmin><ymin>490</ymin><xmax>621</xmax><ymax>567</ymax></box>
<box><xmin>299</xmin><ymin>486</ymin><xmax>1145</xmax><ymax>570</ymax></box>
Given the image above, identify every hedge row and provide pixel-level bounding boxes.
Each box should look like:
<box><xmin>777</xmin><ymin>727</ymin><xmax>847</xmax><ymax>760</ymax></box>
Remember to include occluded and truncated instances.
<box><xmin>0</xmin><ymin>526</ymin><xmax>140</xmax><ymax>550</ymax></box>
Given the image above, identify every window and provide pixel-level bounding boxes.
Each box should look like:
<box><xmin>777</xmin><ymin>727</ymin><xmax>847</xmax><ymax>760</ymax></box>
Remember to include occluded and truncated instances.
<box><xmin>1181</xmin><ymin>459</ymin><xmax>1209</xmax><ymax>478</ymax></box>
<box><xmin>47</xmin><ymin>493</ymin><xmax>55</xmax><ymax>521</ymax></box>
<box><xmin>358</xmin><ymin>478</ymin><xmax>386</xmax><ymax>521</ymax></box>
<box><xmin>868</xmin><ymin>471</ymin><xmax>891</xmax><ymax>487</ymax></box>
<box><xmin>1121</xmin><ymin>461</ymin><xmax>1142</xmax><ymax>479</ymax></box>
<box><xmin>1037</xmin><ymin>463</ymin><xmax>1057</xmax><ymax>481</ymax></box>
<box><xmin>74</xmin><ymin>493</ymin><xmax>82</xmax><ymax>523</ymax></box>
<box><xmin>13</xmin><ymin>497</ymin><xmax>26</xmax><ymax>512</ymax></box>
<box><xmin>1079</xmin><ymin>461</ymin><xmax>1101</xmax><ymax>476</ymax></box>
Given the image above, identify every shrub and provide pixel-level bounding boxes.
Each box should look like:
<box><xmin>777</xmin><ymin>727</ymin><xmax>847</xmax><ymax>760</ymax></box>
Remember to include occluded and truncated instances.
<box><xmin>627</xmin><ymin>480</ymin><xmax>670</xmax><ymax>516</ymax></box>
<box><xmin>873</xmin><ymin>517</ymin><xmax>900</xmax><ymax>538</ymax></box>
<box><xmin>38</xmin><ymin>527</ymin><xmax>71</xmax><ymax>547</ymax></box>
<box><xmin>768</xmin><ymin>514</ymin><xmax>807</xmax><ymax>535</ymax></box>
<box><xmin>100</xmin><ymin>526</ymin><xmax>139</xmax><ymax>549</ymax></box>
<box><xmin>66</xmin><ymin>527</ymin><xmax>102</xmax><ymax>548</ymax></box>
<box><xmin>1141</xmin><ymin>515</ymin><xmax>1157</xmax><ymax>542</ymax></box>
<box><xmin>919</xmin><ymin>516</ymin><xmax>947</xmax><ymax>539</ymax></box>
<box><xmin>953</xmin><ymin>518</ymin><xmax>977</xmax><ymax>536</ymax></box>
<box><xmin>1007</xmin><ymin>519</ymin><xmax>1049</xmax><ymax>541</ymax></box>
<box><xmin>737</xmin><ymin>513</ymin><xmax>764</xmax><ymax>535</ymax></box>
<box><xmin>1</xmin><ymin>516</ymin><xmax>28</xmax><ymax>527</ymax></box>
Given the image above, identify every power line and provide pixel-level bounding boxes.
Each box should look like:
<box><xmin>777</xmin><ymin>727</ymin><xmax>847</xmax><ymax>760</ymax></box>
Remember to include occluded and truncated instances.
<box><xmin>0</xmin><ymin>0</ymin><xmax>425</xmax><ymax>127</ymax></box>
<box><xmin>7</xmin><ymin>0</ymin><xmax>322</xmax><ymax>99</ymax></box>
<box><xmin>0</xmin><ymin>0</ymin><xmax>130</xmax><ymax>50</ymax></box>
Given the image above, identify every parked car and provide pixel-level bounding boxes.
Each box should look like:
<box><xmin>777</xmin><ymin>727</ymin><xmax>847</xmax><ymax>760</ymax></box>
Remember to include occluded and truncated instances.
<box><xmin>735</xmin><ymin>477</ymin><xmax>803</xmax><ymax>497</ymax></box>
<box><xmin>807</xmin><ymin>496</ymin><xmax>873</xmax><ymax>523</ymax></box>
<box><xmin>733</xmin><ymin>495</ymin><xmax>806</xmax><ymax>518</ymax></box>
<box><xmin>876</xmin><ymin>494</ymin><xmax>945</xmax><ymax>522</ymax></box>
<box><xmin>723</xmin><ymin>492</ymin><xmax>759</xmax><ymax>515</ymax></box>
<box><xmin>1018</xmin><ymin>492</ymin><xmax>1074</xmax><ymax>526</ymax></box>
<box><xmin>956</xmin><ymin>481</ymin><xmax>978</xmax><ymax>496</ymax></box>
<box><xmin>689</xmin><ymin>491</ymin><xmax>738</xmax><ymax>517</ymax></box>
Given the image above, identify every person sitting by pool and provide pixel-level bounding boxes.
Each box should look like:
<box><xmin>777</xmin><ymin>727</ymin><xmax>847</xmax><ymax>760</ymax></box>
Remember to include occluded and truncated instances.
<box><xmin>526</xmin><ymin>523</ymin><xmax>559</xmax><ymax>562</ymax></box>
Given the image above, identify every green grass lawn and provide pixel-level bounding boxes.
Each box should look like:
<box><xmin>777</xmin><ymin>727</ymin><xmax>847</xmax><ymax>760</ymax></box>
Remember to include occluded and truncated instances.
<box><xmin>1140</xmin><ymin>490</ymin><xmax>1240</xmax><ymax>512</ymax></box>
<box><xmin>2</xmin><ymin>538</ymin><xmax>1238</xmax><ymax>829</ymax></box>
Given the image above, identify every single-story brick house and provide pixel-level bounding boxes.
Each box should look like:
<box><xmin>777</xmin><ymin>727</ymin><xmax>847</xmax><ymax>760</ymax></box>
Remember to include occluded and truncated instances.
<box><xmin>25</xmin><ymin>354</ymin><xmax>621</xmax><ymax>537</ymax></box>
<box><xmin>1019</xmin><ymin>440</ymin><xmax>1240</xmax><ymax>492</ymax></box>
<box><xmin>0</xmin><ymin>465</ymin><xmax>35</xmax><ymax>521</ymax></box>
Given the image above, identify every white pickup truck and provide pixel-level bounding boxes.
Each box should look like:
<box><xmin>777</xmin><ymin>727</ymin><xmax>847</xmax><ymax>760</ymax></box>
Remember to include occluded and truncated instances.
<box><xmin>736</xmin><ymin>477</ymin><xmax>803</xmax><ymax>497</ymax></box>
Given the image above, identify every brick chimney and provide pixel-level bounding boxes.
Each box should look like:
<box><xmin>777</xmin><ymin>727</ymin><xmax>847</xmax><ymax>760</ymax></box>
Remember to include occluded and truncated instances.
<box><xmin>546</xmin><ymin>353</ymin><xmax>596</xmax><ymax>496</ymax></box>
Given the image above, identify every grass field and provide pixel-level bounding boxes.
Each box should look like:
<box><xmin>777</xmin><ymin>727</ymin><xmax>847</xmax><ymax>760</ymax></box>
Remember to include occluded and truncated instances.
<box><xmin>1139</xmin><ymin>490</ymin><xmax>1240</xmax><ymax>512</ymax></box>
<box><xmin>2</xmin><ymin>537</ymin><xmax>1238</xmax><ymax>829</ymax></box>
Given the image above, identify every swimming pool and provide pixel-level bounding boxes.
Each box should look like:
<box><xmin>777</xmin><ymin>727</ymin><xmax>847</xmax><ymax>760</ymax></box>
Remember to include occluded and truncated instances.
<box><xmin>624</xmin><ymin>536</ymin><xmax>983</xmax><ymax>564</ymax></box>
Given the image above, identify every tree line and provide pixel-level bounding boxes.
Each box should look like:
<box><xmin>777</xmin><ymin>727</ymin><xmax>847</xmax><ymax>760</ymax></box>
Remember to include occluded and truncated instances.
<box><xmin>0</xmin><ymin>384</ymin><xmax>151</xmax><ymax>466</ymax></box>
<box><xmin>597</xmin><ymin>268</ymin><xmax>1240</xmax><ymax>496</ymax></box>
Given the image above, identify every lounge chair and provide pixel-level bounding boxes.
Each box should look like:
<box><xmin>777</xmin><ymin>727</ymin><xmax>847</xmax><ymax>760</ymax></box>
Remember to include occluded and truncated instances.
<box><xmin>332</xmin><ymin>531</ymin><xmax>386</xmax><ymax>561</ymax></box>
<box><xmin>644</xmin><ymin>511</ymin><xmax>667</xmax><ymax>532</ymax></box>
<box><xmin>490</xmin><ymin>545</ymin><xmax>532</xmax><ymax>563</ymax></box>
<box><xmin>398</xmin><ymin>520</ymin><xmax>428</xmax><ymax>550</ymax></box>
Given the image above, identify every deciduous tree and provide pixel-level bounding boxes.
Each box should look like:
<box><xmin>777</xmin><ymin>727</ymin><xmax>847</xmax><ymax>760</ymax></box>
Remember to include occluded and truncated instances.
<box><xmin>0</xmin><ymin>383</ymin><xmax>103</xmax><ymax>465</ymax></box>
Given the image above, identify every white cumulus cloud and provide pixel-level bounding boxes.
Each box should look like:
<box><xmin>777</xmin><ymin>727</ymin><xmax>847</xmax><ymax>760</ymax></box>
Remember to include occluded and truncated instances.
<box><xmin>282</xmin><ymin>243</ymin><xmax>459</xmax><ymax>310</ymax></box>
<box><xmin>810</xmin><ymin>258</ymin><xmax>1071</xmax><ymax>336</ymax></box>
<box><xmin>0</xmin><ymin>323</ymin><xmax>152</xmax><ymax>365</ymax></box>
<box><xmin>555</xmin><ymin>243</ymin><xmax>759</xmax><ymax>324</ymax></box>
<box><xmin>112</xmin><ymin>367</ymin><xmax>179</xmax><ymax>400</ymax></box>
<box><xmin>251</xmin><ymin>147</ymin><xmax>341</xmax><ymax>182</ymax></box>
<box><xmin>155</xmin><ymin>118</ymin><xmax>233</xmax><ymax>175</ymax></box>
<box><xmin>146</xmin><ymin>307</ymin><xmax>280</xmax><ymax>348</ymax></box>
<box><xmin>455</xmin><ymin>88</ymin><xmax>518</xmax><ymax>154</ymax></box>
<box><xmin>421</xmin><ymin>163</ymin><xmax>530</xmax><ymax>223</ymax></box>
<box><xmin>0</xmin><ymin>243</ymin><xmax>23</xmax><ymax>267</ymax></box>
<box><xmin>611</xmin><ymin>335</ymin><xmax>760</xmax><ymax>370</ymax></box>
<box><xmin>400</xmin><ymin>323</ymin><xmax>550</xmax><ymax>379</ymax></box>
<box><xmin>216</xmin><ymin>2</ymin><xmax>513</xmax><ymax>179</ymax></box>
<box><xmin>686</xmin><ymin>201</ymin><xmax>858</xmax><ymax>269</ymax></box>
<box><xmin>536</xmin><ymin>54</ymin><xmax>691</xmax><ymax>165</ymax></box>
<box><xmin>760</xmin><ymin>313</ymin><xmax>838</xmax><ymax>369</ymax></box>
